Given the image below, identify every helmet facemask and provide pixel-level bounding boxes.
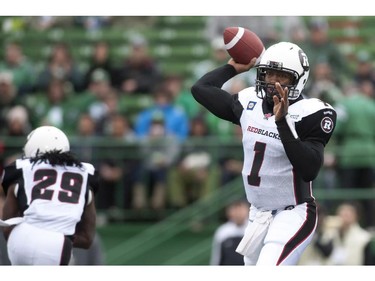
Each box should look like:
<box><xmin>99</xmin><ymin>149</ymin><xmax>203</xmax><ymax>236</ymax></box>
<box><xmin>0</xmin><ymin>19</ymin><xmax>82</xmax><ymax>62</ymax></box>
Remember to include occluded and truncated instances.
<box><xmin>255</xmin><ymin>42</ymin><xmax>310</xmax><ymax>106</ymax></box>
<box><xmin>256</xmin><ymin>65</ymin><xmax>299</xmax><ymax>105</ymax></box>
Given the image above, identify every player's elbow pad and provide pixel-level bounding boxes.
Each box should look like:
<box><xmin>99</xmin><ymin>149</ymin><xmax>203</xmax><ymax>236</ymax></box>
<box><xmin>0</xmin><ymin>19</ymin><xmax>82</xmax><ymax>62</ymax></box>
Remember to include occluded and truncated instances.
<box><xmin>191</xmin><ymin>84</ymin><xmax>201</xmax><ymax>100</ymax></box>
<box><xmin>299</xmin><ymin>159</ymin><xmax>322</xmax><ymax>182</ymax></box>
<box><xmin>301</xmin><ymin>169</ymin><xmax>319</xmax><ymax>182</ymax></box>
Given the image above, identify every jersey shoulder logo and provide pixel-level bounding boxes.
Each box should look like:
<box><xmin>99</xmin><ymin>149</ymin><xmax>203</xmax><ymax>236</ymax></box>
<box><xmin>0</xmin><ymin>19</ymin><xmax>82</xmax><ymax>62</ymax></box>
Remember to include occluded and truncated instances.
<box><xmin>321</xmin><ymin>116</ymin><xmax>334</xmax><ymax>133</ymax></box>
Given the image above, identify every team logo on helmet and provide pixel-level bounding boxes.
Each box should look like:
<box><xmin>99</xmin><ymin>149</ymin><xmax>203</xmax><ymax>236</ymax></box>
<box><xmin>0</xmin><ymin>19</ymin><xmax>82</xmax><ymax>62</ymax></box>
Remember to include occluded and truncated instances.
<box><xmin>321</xmin><ymin>117</ymin><xmax>334</xmax><ymax>133</ymax></box>
<box><xmin>299</xmin><ymin>50</ymin><xmax>310</xmax><ymax>72</ymax></box>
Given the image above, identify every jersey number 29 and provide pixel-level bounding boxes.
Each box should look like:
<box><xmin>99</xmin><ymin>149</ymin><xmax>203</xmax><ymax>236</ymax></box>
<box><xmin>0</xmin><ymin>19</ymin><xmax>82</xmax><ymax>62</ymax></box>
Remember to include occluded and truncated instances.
<box><xmin>31</xmin><ymin>169</ymin><xmax>83</xmax><ymax>203</ymax></box>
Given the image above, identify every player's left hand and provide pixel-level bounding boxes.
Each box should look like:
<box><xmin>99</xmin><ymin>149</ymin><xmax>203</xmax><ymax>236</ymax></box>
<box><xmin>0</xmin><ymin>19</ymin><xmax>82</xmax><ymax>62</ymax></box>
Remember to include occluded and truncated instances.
<box><xmin>273</xmin><ymin>82</ymin><xmax>289</xmax><ymax>121</ymax></box>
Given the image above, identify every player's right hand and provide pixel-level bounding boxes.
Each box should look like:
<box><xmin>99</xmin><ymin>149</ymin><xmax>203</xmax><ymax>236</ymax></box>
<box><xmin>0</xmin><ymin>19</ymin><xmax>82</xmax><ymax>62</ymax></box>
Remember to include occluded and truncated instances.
<box><xmin>228</xmin><ymin>57</ymin><xmax>257</xmax><ymax>74</ymax></box>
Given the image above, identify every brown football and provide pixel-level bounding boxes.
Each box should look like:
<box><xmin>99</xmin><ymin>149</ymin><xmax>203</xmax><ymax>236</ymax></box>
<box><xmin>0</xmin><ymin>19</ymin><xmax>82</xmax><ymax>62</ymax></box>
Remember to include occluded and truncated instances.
<box><xmin>223</xmin><ymin>26</ymin><xmax>265</xmax><ymax>64</ymax></box>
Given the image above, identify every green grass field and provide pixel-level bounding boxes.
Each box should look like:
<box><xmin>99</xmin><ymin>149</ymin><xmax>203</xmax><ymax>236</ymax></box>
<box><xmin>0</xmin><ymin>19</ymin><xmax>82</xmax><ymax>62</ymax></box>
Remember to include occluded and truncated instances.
<box><xmin>97</xmin><ymin>222</ymin><xmax>220</xmax><ymax>265</ymax></box>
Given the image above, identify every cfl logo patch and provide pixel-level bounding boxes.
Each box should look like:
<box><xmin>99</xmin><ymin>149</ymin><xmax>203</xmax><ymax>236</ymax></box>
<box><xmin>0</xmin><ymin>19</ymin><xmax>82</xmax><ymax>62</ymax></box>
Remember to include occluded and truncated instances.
<box><xmin>321</xmin><ymin>117</ymin><xmax>334</xmax><ymax>133</ymax></box>
<box><xmin>247</xmin><ymin>101</ymin><xmax>257</xmax><ymax>110</ymax></box>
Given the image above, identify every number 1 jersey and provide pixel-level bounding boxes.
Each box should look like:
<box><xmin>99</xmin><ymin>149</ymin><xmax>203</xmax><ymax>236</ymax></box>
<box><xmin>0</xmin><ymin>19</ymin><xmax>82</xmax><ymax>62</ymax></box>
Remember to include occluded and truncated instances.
<box><xmin>237</xmin><ymin>88</ymin><xmax>335</xmax><ymax>211</ymax></box>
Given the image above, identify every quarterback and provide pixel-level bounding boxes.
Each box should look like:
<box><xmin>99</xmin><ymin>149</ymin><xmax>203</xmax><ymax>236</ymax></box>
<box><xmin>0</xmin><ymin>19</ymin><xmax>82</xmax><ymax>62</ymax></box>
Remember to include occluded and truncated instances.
<box><xmin>191</xmin><ymin>41</ymin><xmax>337</xmax><ymax>265</ymax></box>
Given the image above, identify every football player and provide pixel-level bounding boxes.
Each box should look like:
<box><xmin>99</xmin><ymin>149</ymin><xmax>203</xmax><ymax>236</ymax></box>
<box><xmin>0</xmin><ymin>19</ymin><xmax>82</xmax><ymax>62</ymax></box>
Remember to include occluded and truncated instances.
<box><xmin>0</xmin><ymin>126</ymin><xmax>99</xmax><ymax>265</ymax></box>
<box><xmin>191</xmin><ymin>41</ymin><xmax>337</xmax><ymax>265</ymax></box>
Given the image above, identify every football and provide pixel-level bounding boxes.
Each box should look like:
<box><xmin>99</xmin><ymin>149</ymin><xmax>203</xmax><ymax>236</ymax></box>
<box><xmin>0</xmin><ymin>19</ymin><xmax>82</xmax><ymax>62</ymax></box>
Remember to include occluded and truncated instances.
<box><xmin>223</xmin><ymin>26</ymin><xmax>265</xmax><ymax>64</ymax></box>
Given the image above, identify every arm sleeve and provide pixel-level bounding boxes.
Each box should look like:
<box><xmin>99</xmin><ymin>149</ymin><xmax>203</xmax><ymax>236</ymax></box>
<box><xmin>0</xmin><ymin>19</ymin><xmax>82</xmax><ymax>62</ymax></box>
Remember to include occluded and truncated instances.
<box><xmin>276</xmin><ymin>117</ymin><xmax>324</xmax><ymax>182</ymax></box>
<box><xmin>191</xmin><ymin>64</ymin><xmax>243</xmax><ymax>124</ymax></box>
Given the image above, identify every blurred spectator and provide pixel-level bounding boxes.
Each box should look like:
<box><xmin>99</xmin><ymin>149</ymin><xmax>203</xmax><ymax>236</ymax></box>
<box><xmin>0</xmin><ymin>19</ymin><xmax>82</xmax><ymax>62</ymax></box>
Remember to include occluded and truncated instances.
<box><xmin>164</xmin><ymin>74</ymin><xmax>203</xmax><ymax>119</ymax></box>
<box><xmin>3</xmin><ymin>105</ymin><xmax>31</xmax><ymax>137</ymax></box>
<box><xmin>0</xmin><ymin>41</ymin><xmax>36</xmax><ymax>96</ymax></box>
<box><xmin>35</xmin><ymin>42</ymin><xmax>84</xmax><ymax>93</ymax></box>
<box><xmin>304</xmin><ymin>61</ymin><xmax>344</xmax><ymax>105</ymax></box>
<box><xmin>301</xmin><ymin>17</ymin><xmax>351</xmax><ymax>89</ymax></box>
<box><xmin>217</xmin><ymin>126</ymin><xmax>243</xmax><ymax>186</ymax></box>
<box><xmin>134</xmin><ymin>83</ymin><xmax>189</xmax><ymax>142</ymax></box>
<box><xmin>88</xmin><ymin>84</ymin><xmax>122</xmax><ymax>135</ymax></box>
<box><xmin>210</xmin><ymin>200</ymin><xmax>250</xmax><ymax>265</ymax></box>
<box><xmin>1</xmin><ymin>105</ymin><xmax>30</xmax><ymax>171</ymax></box>
<box><xmin>75</xmin><ymin>68</ymin><xmax>116</xmax><ymax>126</ymax></box>
<box><xmin>298</xmin><ymin>204</ymin><xmax>335</xmax><ymax>265</ymax></box>
<box><xmin>71</xmin><ymin>113</ymin><xmax>103</xmax><ymax>220</ymax></box>
<box><xmin>132</xmin><ymin>111</ymin><xmax>180</xmax><ymax>211</ymax></box>
<box><xmin>326</xmin><ymin>201</ymin><xmax>372</xmax><ymax>265</ymax></box>
<box><xmin>0</xmin><ymin>72</ymin><xmax>19</xmax><ymax>132</ymax></box>
<box><xmin>86</xmin><ymin>68</ymin><xmax>113</xmax><ymax>100</ymax></box>
<box><xmin>101</xmin><ymin>113</ymin><xmax>140</xmax><ymax>211</ymax></box>
<box><xmin>76</xmin><ymin>112</ymin><xmax>97</xmax><ymax>138</ymax></box>
<box><xmin>71</xmin><ymin>113</ymin><xmax>123</xmax><ymax>224</ymax></box>
<box><xmin>204</xmin><ymin>110</ymin><xmax>238</xmax><ymax>141</ymax></box>
<box><xmin>2</xmin><ymin>105</ymin><xmax>31</xmax><ymax>163</ymax></box>
<box><xmin>169</xmin><ymin>115</ymin><xmax>216</xmax><ymax>208</ymax></box>
<box><xmin>82</xmin><ymin>41</ymin><xmax>115</xmax><ymax>91</ymax></box>
<box><xmin>353</xmin><ymin>50</ymin><xmax>375</xmax><ymax>89</ymax></box>
<box><xmin>27</xmin><ymin>78</ymin><xmax>80</xmax><ymax>134</ymax></box>
<box><xmin>103</xmin><ymin>112</ymin><xmax>137</xmax><ymax>142</ymax></box>
<box><xmin>96</xmin><ymin>113</ymin><xmax>137</xmax><ymax>219</ymax></box>
<box><xmin>363</xmin><ymin>227</ymin><xmax>375</xmax><ymax>265</ymax></box>
<box><xmin>112</xmin><ymin>34</ymin><xmax>163</xmax><ymax>95</ymax></box>
<box><xmin>357</xmin><ymin>78</ymin><xmax>375</xmax><ymax>100</ymax></box>
<box><xmin>333</xmin><ymin>82</ymin><xmax>375</xmax><ymax>227</ymax></box>
<box><xmin>71</xmin><ymin>113</ymin><xmax>98</xmax><ymax>164</ymax></box>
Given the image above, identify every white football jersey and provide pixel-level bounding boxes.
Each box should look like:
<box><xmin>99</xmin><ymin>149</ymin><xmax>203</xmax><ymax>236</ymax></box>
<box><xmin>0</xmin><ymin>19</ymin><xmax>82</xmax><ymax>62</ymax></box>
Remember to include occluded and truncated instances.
<box><xmin>237</xmin><ymin>87</ymin><xmax>335</xmax><ymax>211</ymax></box>
<box><xmin>12</xmin><ymin>159</ymin><xmax>95</xmax><ymax>235</ymax></box>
